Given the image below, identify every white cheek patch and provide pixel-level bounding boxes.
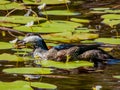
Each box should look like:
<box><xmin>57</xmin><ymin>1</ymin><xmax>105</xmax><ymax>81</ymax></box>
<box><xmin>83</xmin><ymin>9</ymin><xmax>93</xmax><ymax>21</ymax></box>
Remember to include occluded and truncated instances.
<box><xmin>23</xmin><ymin>36</ymin><xmax>42</xmax><ymax>43</ymax></box>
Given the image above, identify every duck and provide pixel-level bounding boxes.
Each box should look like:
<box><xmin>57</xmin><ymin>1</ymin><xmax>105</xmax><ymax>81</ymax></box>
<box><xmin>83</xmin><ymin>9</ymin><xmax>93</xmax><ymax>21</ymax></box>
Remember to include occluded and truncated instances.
<box><xmin>17</xmin><ymin>33</ymin><xmax>120</xmax><ymax>69</ymax></box>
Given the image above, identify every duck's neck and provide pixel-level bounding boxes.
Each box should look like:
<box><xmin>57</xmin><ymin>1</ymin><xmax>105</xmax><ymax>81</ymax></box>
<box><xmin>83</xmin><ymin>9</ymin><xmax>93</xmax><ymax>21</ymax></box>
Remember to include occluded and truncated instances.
<box><xmin>34</xmin><ymin>39</ymin><xmax>48</xmax><ymax>50</ymax></box>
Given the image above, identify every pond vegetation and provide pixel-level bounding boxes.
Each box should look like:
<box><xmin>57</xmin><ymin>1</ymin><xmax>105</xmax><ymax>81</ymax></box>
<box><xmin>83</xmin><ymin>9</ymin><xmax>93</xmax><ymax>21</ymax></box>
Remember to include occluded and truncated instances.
<box><xmin>0</xmin><ymin>0</ymin><xmax>120</xmax><ymax>90</ymax></box>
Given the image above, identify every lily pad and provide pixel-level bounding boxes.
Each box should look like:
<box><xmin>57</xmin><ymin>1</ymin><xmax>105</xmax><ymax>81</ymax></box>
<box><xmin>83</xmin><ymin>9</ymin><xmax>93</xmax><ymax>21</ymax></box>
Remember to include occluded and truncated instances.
<box><xmin>12</xmin><ymin>48</ymin><xmax>33</xmax><ymax>52</ymax></box>
<box><xmin>75</xmin><ymin>28</ymin><xmax>96</xmax><ymax>33</ymax></box>
<box><xmin>0</xmin><ymin>0</ymin><xmax>10</xmax><ymax>4</ymax></box>
<box><xmin>95</xmin><ymin>38</ymin><xmax>120</xmax><ymax>44</ymax></box>
<box><xmin>0</xmin><ymin>2</ymin><xmax>25</xmax><ymax>10</ymax></box>
<box><xmin>0</xmin><ymin>80</ymin><xmax>57</xmax><ymax>90</ymax></box>
<box><xmin>3</xmin><ymin>67</ymin><xmax>53</xmax><ymax>74</ymax></box>
<box><xmin>0</xmin><ymin>42</ymin><xmax>12</xmax><ymax>49</ymax></box>
<box><xmin>23</xmin><ymin>0</ymin><xmax>70</xmax><ymax>5</ymax></box>
<box><xmin>90</xmin><ymin>8</ymin><xmax>110</xmax><ymax>11</ymax></box>
<box><xmin>90</xmin><ymin>9</ymin><xmax>120</xmax><ymax>14</ymax></box>
<box><xmin>14</xmin><ymin>20</ymin><xmax>82</xmax><ymax>33</ymax></box>
<box><xmin>101</xmin><ymin>14</ymin><xmax>120</xmax><ymax>19</ymax></box>
<box><xmin>105</xmin><ymin>10</ymin><xmax>120</xmax><ymax>14</ymax></box>
<box><xmin>0</xmin><ymin>53</ymin><xmax>30</xmax><ymax>62</ymax></box>
<box><xmin>41</xmin><ymin>10</ymin><xmax>80</xmax><ymax>16</ymax></box>
<box><xmin>36</xmin><ymin>60</ymin><xmax>93</xmax><ymax>69</ymax></box>
<box><xmin>102</xmin><ymin>19</ymin><xmax>120</xmax><ymax>27</ymax></box>
<box><xmin>113</xmin><ymin>75</ymin><xmax>120</xmax><ymax>79</ymax></box>
<box><xmin>70</xmin><ymin>18</ymin><xmax>90</xmax><ymax>23</ymax></box>
<box><xmin>42</xmin><ymin>32</ymin><xmax>98</xmax><ymax>43</ymax></box>
<box><xmin>0</xmin><ymin>16</ymin><xmax>46</xmax><ymax>24</ymax></box>
<box><xmin>0</xmin><ymin>22</ymin><xmax>19</xmax><ymax>27</ymax></box>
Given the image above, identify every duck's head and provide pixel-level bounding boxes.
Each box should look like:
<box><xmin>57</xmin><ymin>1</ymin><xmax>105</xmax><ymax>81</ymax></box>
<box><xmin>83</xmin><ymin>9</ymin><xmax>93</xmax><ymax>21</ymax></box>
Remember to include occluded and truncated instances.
<box><xmin>16</xmin><ymin>33</ymin><xmax>48</xmax><ymax>50</ymax></box>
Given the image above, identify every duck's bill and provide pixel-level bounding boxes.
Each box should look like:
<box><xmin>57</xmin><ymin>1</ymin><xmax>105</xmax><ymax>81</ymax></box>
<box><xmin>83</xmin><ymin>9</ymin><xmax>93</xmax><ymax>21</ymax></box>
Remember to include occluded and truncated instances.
<box><xmin>14</xmin><ymin>40</ymin><xmax>26</xmax><ymax>48</ymax></box>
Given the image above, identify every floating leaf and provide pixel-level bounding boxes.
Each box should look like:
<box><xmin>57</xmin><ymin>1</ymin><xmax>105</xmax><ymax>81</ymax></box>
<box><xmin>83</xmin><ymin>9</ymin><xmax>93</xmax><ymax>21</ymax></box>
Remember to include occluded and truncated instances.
<box><xmin>75</xmin><ymin>28</ymin><xmax>96</xmax><ymax>33</ymax></box>
<box><xmin>105</xmin><ymin>10</ymin><xmax>120</xmax><ymax>13</ymax></box>
<box><xmin>36</xmin><ymin>60</ymin><xmax>93</xmax><ymax>69</ymax></box>
<box><xmin>23</xmin><ymin>0</ymin><xmax>70</xmax><ymax>5</ymax></box>
<box><xmin>90</xmin><ymin>9</ymin><xmax>120</xmax><ymax>14</ymax></box>
<box><xmin>101</xmin><ymin>14</ymin><xmax>120</xmax><ymax>19</ymax></box>
<box><xmin>95</xmin><ymin>38</ymin><xmax>120</xmax><ymax>44</ymax></box>
<box><xmin>41</xmin><ymin>10</ymin><xmax>80</xmax><ymax>16</ymax></box>
<box><xmin>0</xmin><ymin>80</ymin><xmax>57</xmax><ymax>90</ymax></box>
<box><xmin>70</xmin><ymin>18</ymin><xmax>90</xmax><ymax>23</ymax></box>
<box><xmin>113</xmin><ymin>75</ymin><xmax>120</xmax><ymax>79</ymax></box>
<box><xmin>0</xmin><ymin>16</ymin><xmax>46</xmax><ymax>24</ymax></box>
<box><xmin>0</xmin><ymin>22</ymin><xmax>19</xmax><ymax>27</ymax></box>
<box><xmin>3</xmin><ymin>67</ymin><xmax>53</xmax><ymax>74</ymax></box>
<box><xmin>14</xmin><ymin>20</ymin><xmax>82</xmax><ymax>33</ymax></box>
<box><xmin>0</xmin><ymin>2</ymin><xmax>25</xmax><ymax>10</ymax></box>
<box><xmin>0</xmin><ymin>0</ymin><xmax>10</xmax><ymax>4</ymax></box>
<box><xmin>0</xmin><ymin>42</ymin><xmax>12</xmax><ymax>49</ymax></box>
<box><xmin>102</xmin><ymin>19</ymin><xmax>120</xmax><ymax>27</ymax></box>
<box><xmin>0</xmin><ymin>53</ymin><xmax>29</xmax><ymax>62</ymax></box>
<box><xmin>12</xmin><ymin>48</ymin><xmax>33</xmax><ymax>52</ymax></box>
<box><xmin>90</xmin><ymin>8</ymin><xmax>110</xmax><ymax>11</ymax></box>
<box><xmin>42</xmin><ymin>32</ymin><xmax>98</xmax><ymax>43</ymax></box>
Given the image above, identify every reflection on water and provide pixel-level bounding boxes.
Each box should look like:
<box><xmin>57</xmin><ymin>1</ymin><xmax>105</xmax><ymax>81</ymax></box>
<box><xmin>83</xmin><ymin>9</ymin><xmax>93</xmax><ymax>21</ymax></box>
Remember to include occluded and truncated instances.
<box><xmin>42</xmin><ymin>64</ymin><xmax>120</xmax><ymax>90</ymax></box>
<box><xmin>0</xmin><ymin>59</ymin><xmax>120</xmax><ymax>90</ymax></box>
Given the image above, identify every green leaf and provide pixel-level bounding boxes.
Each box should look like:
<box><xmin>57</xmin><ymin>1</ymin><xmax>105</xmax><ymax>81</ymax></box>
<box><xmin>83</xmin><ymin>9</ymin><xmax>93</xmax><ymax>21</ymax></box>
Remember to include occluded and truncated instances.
<box><xmin>90</xmin><ymin>8</ymin><xmax>110</xmax><ymax>11</ymax></box>
<box><xmin>36</xmin><ymin>60</ymin><xmax>93</xmax><ymax>69</ymax></box>
<box><xmin>70</xmin><ymin>18</ymin><xmax>90</xmax><ymax>23</ymax></box>
<box><xmin>95</xmin><ymin>38</ymin><xmax>120</xmax><ymax>44</ymax></box>
<box><xmin>12</xmin><ymin>48</ymin><xmax>33</xmax><ymax>52</ymax></box>
<box><xmin>0</xmin><ymin>80</ymin><xmax>57</xmax><ymax>90</ymax></box>
<box><xmin>113</xmin><ymin>75</ymin><xmax>120</xmax><ymax>79</ymax></box>
<box><xmin>0</xmin><ymin>53</ymin><xmax>30</xmax><ymax>62</ymax></box>
<box><xmin>0</xmin><ymin>2</ymin><xmax>25</xmax><ymax>10</ymax></box>
<box><xmin>42</xmin><ymin>32</ymin><xmax>98</xmax><ymax>43</ymax></box>
<box><xmin>0</xmin><ymin>22</ymin><xmax>19</xmax><ymax>27</ymax></box>
<box><xmin>0</xmin><ymin>16</ymin><xmax>46</xmax><ymax>24</ymax></box>
<box><xmin>0</xmin><ymin>42</ymin><xmax>12</xmax><ymax>49</ymax></box>
<box><xmin>101</xmin><ymin>14</ymin><xmax>120</xmax><ymax>19</ymax></box>
<box><xmin>90</xmin><ymin>9</ymin><xmax>120</xmax><ymax>14</ymax></box>
<box><xmin>3</xmin><ymin>67</ymin><xmax>53</xmax><ymax>74</ymax></box>
<box><xmin>14</xmin><ymin>20</ymin><xmax>82</xmax><ymax>33</ymax></box>
<box><xmin>0</xmin><ymin>0</ymin><xmax>10</xmax><ymax>4</ymax></box>
<box><xmin>102</xmin><ymin>19</ymin><xmax>120</xmax><ymax>27</ymax></box>
<box><xmin>23</xmin><ymin>0</ymin><xmax>70</xmax><ymax>5</ymax></box>
<box><xmin>41</xmin><ymin>10</ymin><xmax>80</xmax><ymax>16</ymax></box>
